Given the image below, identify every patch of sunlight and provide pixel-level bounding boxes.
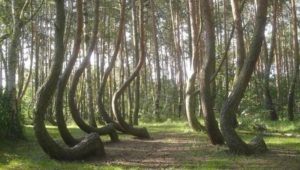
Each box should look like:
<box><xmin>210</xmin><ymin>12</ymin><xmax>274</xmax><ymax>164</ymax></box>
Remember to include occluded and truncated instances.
<box><xmin>265</xmin><ymin>136</ymin><xmax>298</xmax><ymax>144</ymax></box>
<box><xmin>265</xmin><ymin>120</ymin><xmax>300</xmax><ymax>134</ymax></box>
<box><xmin>185</xmin><ymin>158</ymin><xmax>231</xmax><ymax>169</ymax></box>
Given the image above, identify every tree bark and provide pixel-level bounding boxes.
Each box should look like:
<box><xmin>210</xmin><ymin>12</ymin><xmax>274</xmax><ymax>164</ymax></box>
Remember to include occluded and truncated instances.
<box><xmin>220</xmin><ymin>0</ymin><xmax>268</xmax><ymax>154</ymax></box>
<box><xmin>287</xmin><ymin>0</ymin><xmax>299</xmax><ymax>121</ymax></box>
<box><xmin>132</xmin><ymin>0</ymin><xmax>140</xmax><ymax>125</ymax></box>
<box><xmin>231</xmin><ymin>0</ymin><xmax>246</xmax><ymax>83</ymax></box>
<box><xmin>199</xmin><ymin>0</ymin><xmax>224</xmax><ymax>145</ymax></box>
<box><xmin>112</xmin><ymin>0</ymin><xmax>150</xmax><ymax>139</ymax></box>
<box><xmin>150</xmin><ymin>0</ymin><xmax>161</xmax><ymax>122</ymax></box>
<box><xmin>185</xmin><ymin>0</ymin><xmax>205</xmax><ymax>132</ymax></box>
<box><xmin>55</xmin><ymin>0</ymin><xmax>83</xmax><ymax>147</ymax></box>
<box><xmin>96</xmin><ymin>0</ymin><xmax>126</xmax><ymax>133</ymax></box>
<box><xmin>5</xmin><ymin>0</ymin><xmax>25</xmax><ymax>139</ymax></box>
<box><xmin>34</xmin><ymin>0</ymin><xmax>105</xmax><ymax>160</ymax></box>
<box><xmin>170</xmin><ymin>0</ymin><xmax>184</xmax><ymax>118</ymax></box>
<box><xmin>263</xmin><ymin>0</ymin><xmax>278</xmax><ymax>121</ymax></box>
<box><xmin>83</xmin><ymin>0</ymin><xmax>97</xmax><ymax>128</ymax></box>
<box><xmin>68</xmin><ymin>0</ymin><xmax>118</xmax><ymax>142</ymax></box>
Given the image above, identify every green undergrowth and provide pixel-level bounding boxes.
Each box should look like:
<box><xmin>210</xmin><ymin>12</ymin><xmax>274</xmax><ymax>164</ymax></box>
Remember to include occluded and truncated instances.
<box><xmin>0</xmin><ymin>120</ymin><xmax>299</xmax><ymax>170</ymax></box>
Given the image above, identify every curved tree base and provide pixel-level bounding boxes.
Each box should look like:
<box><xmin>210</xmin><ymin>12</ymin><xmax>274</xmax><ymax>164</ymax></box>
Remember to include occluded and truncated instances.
<box><xmin>33</xmin><ymin>0</ymin><xmax>106</xmax><ymax>161</ymax></box>
<box><xmin>249</xmin><ymin>136</ymin><xmax>268</xmax><ymax>154</ymax></box>
<box><xmin>124</xmin><ymin>126</ymin><xmax>150</xmax><ymax>139</ymax></box>
<box><xmin>111</xmin><ymin>0</ymin><xmax>150</xmax><ymax>140</ymax></box>
<box><xmin>185</xmin><ymin>85</ymin><xmax>206</xmax><ymax>132</ymax></box>
<box><xmin>59</xmin><ymin>133</ymin><xmax>105</xmax><ymax>160</ymax></box>
<box><xmin>34</xmin><ymin>122</ymin><xmax>106</xmax><ymax>161</ymax></box>
<box><xmin>103</xmin><ymin>124</ymin><xmax>119</xmax><ymax>142</ymax></box>
<box><xmin>69</xmin><ymin>89</ymin><xmax>119</xmax><ymax>142</ymax></box>
<box><xmin>101</xmin><ymin>112</ymin><xmax>126</xmax><ymax>133</ymax></box>
<box><xmin>221</xmin><ymin>115</ymin><xmax>268</xmax><ymax>155</ymax></box>
<box><xmin>226</xmin><ymin>136</ymin><xmax>268</xmax><ymax>155</ymax></box>
<box><xmin>189</xmin><ymin>119</ymin><xmax>206</xmax><ymax>132</ymax></box>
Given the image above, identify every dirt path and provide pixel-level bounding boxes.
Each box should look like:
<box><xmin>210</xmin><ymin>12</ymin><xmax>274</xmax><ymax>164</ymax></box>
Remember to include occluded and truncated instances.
<box><xmin>101</xmin><ymin>132</ymin><xmax>201</xmax><ymax>169</ymax></box>
<box><xmin>87</xmin><ymin>131</ymin><xmax>300</xmax><ymax>169</ymax></box>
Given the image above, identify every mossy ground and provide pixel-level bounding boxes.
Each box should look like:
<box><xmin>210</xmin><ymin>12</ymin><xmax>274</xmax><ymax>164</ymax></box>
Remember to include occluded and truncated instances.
<box><xmin>0</xmin><ymin>120</ymin><xmax>299</xmax><ymax>170</ymax></box>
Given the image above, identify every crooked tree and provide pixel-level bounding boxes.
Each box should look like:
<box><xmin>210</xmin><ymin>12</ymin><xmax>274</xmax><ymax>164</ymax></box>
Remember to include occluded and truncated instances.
<box><xmin>111</xmin><ymin>0</ymin><xmax>150</xmax><ymax>139</ymax></box>
<box><xmin>185</xmin><ymin>0</ymin><xmax>205</xmax><ymax>132</ymax></box>
<box><xmin>220</xmin><ymin>0</ymin><xmax>268</xmax><ymax>154</ymax></box>
<box><xmin>33</xmin><ymin>0</ymin><xmax>105</xmax><ymax>160</ymax></box>
<box><xmin>68</xmin><ymin>0</ymin><xmax>118</xmax><ymax>142</ymax></box>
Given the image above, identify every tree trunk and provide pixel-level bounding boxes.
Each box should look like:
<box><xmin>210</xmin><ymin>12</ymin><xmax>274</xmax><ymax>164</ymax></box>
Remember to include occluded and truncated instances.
<box><xmin>55</xmin><ymin>0</ymin><xmax>83</xmax><ymax>147</ymax></box>
<box><xmin>131</xmin><ymin>0</ymin><xmax>140</xmax><ymax>125</ymax></box>
<box><xmin>220</xmin><ymin>0</ymin><xmax>268</xmax><ymax>154</ymax></box>
<box><xmin>5</xmin><ymin>0</ymin><xmax>24</xmax><ymax>139</ymax></box>
<box><xmin>112</xmin><ymin>0</ymin><xmax>150</xmax><ymax>139</ymax></box>
<box><xmin>83</xmin><ymin>0</ymin><xmax>97</xmax><ymax>128</ymax></box>
<box><xmin>231</xmin><ymin>0</ymin><xmax>246</xmax><ymax>83</ymax></box>
<box><xmin>287</xmin><ymin>0</ymin><xmax>299</xmax><ymax>121</ymax></box>
<box><xmin>68</xmin><ymin>0</ymin><xmax>118</xmax><ymax>142</ymax></box>
<box><xmin>185</xmin><ymin>0</ymin><xmax>205</xmax><ymax>132</ymax></box>
<box><xmin>263</xmin><ymin>1</ymin><xmax>278</xmax><ymax>121</ymax></box>
<box><xmin>34</xmin><ymin>0</ymin><xmax>105</xmax><ymax>160</ymax></box>
<box><xmin>170</xmin><ymin>0</ymin><xmax>184</xmax><ymax>118</ymax></box>
<box><xmin>96</xmin><ymin>0</ymin><xmax>126</xmax><ymax>133</ymax></box>
<box><xmin>198</xmin><ymin>0</ymin><xmax>224</xmax><ymax>145</ymax></box>
<box><xmin>150</xmin><ymin>0</ymin><xmax>161</xmax><ymax>122</ymax></box>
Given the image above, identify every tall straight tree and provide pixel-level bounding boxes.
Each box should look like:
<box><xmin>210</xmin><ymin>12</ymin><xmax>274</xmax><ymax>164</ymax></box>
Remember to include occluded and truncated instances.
<box><xmin>231</xmin><ymin>0</ymin><xmax>246</xmax><ymax>83</ymax></box>
<box><xmin>150</xmin><ymin>0</ymin><xmax>161</xmax><ymax>121</ymax></box>
<box><xmin>132</xmin><ymin>0</ymin><xmax>140</xmax><ymax>125</ymax></box>
<box><xmin>287</xmin><ymin>0</ymin><xmax>299</xmax><ymax>121</ymax></box>
<box><xmin>170</xmin><ymin>0</ymin><xmax>184</xmax><ymax>117</ymax></box>
<box><xmin>4</xmin><ymin>0</ymin><xmax>32</xmax><ymax>139</ymax></box>
<box><xmin>83</xmin><ymin>0</ymin><xmax>97</xmax><ymax>127</ymax></box>
<box><xmin>263</xmin><ymin>0</ymin><xmax>278</xmax><ymax>121</ymax></box>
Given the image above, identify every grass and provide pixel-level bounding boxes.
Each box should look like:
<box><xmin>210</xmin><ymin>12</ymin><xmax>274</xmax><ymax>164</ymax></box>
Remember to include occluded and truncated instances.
<box><xmin>0</xmin><ymin>120</ymin><xmax>300</xmax><ymax>170</ymax></box>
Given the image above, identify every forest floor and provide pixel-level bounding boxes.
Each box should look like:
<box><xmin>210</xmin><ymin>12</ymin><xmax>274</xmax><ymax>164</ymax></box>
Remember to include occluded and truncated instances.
<box><xmin>1</xmin><ymin>121</ymin><xmax>300</xmax><ymax>169</ymax></box>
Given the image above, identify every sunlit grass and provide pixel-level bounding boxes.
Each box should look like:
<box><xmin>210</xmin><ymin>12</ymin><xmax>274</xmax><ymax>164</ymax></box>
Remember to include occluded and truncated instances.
<box><xmin>0</xmin><ymin>120</ymin><xmax>299</xmax><ymax>170</ymax></box>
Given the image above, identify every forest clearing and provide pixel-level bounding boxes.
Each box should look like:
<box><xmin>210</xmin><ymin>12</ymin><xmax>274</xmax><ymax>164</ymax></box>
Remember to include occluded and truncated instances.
<box><xmin>1</xmin><ymin>0</ymin><xmax>300</xmax><ymax>169</ymax></box>
<box><xmin>1</xmin><ymin>121</ymin><xmax>300</xmax><ymax>169</ymax></box>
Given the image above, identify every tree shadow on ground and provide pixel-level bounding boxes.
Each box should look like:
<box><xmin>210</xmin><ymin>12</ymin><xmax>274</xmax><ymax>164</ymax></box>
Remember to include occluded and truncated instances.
<box><xmin>85</xmin><ymin>132</ymin><xmax>300</xmax><ymax>169</ymax></box>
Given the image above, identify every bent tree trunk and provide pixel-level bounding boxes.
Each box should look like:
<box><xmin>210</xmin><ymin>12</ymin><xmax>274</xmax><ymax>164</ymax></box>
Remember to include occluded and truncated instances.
<box><xmin>199</xmin><ymin>0</ymin><xmax>224</xmax><ymax>145</ymax></box>
<box><xmin>97</xmin><ymin>0</ymin><xmax>126</xmax><ymax>133</ymax></box>
<box><xmin>55</xmin><ymin>0</ymin><xmax>83</xmax><ymax>147</ymax></box>
<box><xmin>68</xmin><ymin>0</ymin><xmax>118</xmax><ymax>142</ymax></box>
<box><xmin>112</xmin><ymin>0</ymin><xmax>150</xmax><ymax>139</ymax></box>
<box><xmin>185</xmin><ymin>0</ymin><xmax>205</xmax><ymax>132</ymax></box>
<box><xmin>220</xmin><ymin>0</ymin><xmax>268</xmax><ymax>154</ymax></box>
<box><xmin>33</xmin><ymin>0</ymin><xmax>105</xmax><ymax>160</ymax></box>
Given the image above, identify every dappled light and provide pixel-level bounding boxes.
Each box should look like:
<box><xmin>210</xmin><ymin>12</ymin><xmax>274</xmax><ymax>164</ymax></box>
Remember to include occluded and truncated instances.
<box><xmin>1</xmin><ymin>0</ymin><xmax>300</xmax><ymax>169</ymax></box>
